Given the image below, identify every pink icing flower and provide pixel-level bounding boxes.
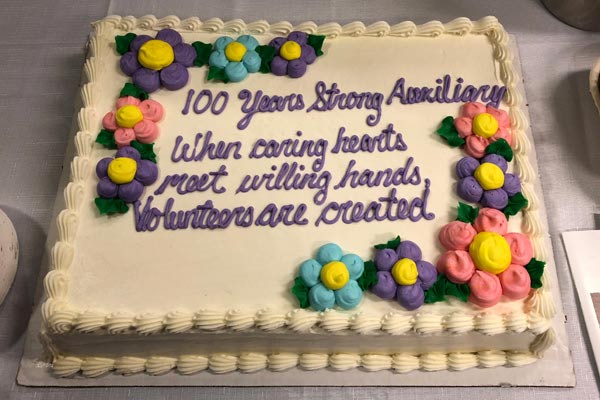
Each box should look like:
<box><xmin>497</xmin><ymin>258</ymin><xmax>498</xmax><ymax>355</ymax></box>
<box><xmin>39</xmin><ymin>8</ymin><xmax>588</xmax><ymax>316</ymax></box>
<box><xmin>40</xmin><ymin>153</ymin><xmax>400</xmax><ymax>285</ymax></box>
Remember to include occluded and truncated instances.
<box><xmin>437</xmin><ymin>208</ymin><xmax>534</xmax><ymax>308</ymax></box>
<box><xmin>454</xmin><ymin>102</ymin><xmax>512</xmax><ymax>158</ymax></box>
<box><xmin>102</xmin><ymin>96</ymin><xmax>164</xmax><ymax>148</ymax></box>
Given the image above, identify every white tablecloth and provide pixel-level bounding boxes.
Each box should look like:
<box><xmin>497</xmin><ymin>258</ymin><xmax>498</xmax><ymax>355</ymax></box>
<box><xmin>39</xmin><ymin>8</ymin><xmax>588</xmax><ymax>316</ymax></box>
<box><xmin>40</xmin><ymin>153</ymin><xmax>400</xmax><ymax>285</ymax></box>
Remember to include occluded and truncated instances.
<box><xmin>1</xmin><ymin>0</ymin><xmax>599</xmax><ymax>398</ymax></box>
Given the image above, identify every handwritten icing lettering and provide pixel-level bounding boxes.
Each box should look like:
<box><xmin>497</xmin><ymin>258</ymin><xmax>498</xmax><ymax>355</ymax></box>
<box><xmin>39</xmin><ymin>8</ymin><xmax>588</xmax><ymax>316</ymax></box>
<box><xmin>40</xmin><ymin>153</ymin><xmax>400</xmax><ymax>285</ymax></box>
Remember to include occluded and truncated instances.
<box><xmin>133</xmin><ymin>196</ymin><xmax>308</xmax><ymax>231</ymax></box>
<box><xmin>137</xmin><ymin>74</ymin><xmax>511</xmax><ymax>232</ymax></box>
<box><xmin>171</xmin><ymin>132</ymin><xmax>242</xmax><ymax>162</ymax></box>
<box><xmin>181</xmin><ymin>89</ymin><xmax>229</xmax><ymax>115</ymax></box>
<box><xmin>254</xmin><ymin>203</ymin><xmax>309</xmax><ymax>227</ymax></box>
<box><xmin>153</xmin><ymin>165</ymin><xmax>228</xmax><ymax>195</ymax></box>
<box><xmin>237</xmin><ymin>89</ymin><xmax>305</xmax><ymax>130</ymax></box>
<box><xmin>307</xmin><ymin>81</ymin><xmax>383</xmax><ymax>127</ymax></box>
<box><xmin>236</xmin><ymin>162</ymin><xmax>331</xmax><ymax>206</ymax></box>
<box><xmin>330</xmin><ymin>123</ymin><xmax>407</xmax><ymax>154</ymax></box>
<box><xmin>248</xmin><ymin>131</ymin><xmax>327</xmax><ymax>171</ymax></box>
<box><xmin>334</xmin><ymin>157</ymin><xmax>420</xmax><ymax>190</ymax></box>
<box><xmin>315</xmin><ymin>179</ymin><xmax>434</xmax><ymax>226</ymax></box>
<box><xmin>386</xmin><ymin>75</ymin><xmax>506</xmax><ymax>108</ymax></box>
<box><xmin>134</xmin><ymin>197</ymin><xmax>255</xmax><ymax>231</ymax></box>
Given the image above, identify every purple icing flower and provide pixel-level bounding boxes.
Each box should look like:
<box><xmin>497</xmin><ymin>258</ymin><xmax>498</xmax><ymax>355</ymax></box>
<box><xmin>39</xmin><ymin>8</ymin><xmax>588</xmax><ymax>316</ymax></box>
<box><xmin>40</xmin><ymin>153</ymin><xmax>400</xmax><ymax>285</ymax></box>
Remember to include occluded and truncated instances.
<box><xmin>268</xmin><ymin>32</ymin><xmax>317</xmax><ymax>78</ymax></box>
<box><xmin>96</xmin><ymin>146</ymin><xmax>158</xmax><ymax>203</ymax></box>
<box><xmin>455</xmin><ymin>155</ymin><xmax>521</xmax><ymax>210</ymax></box>
<box><xmin>119</xmin><ymin>28</ymin><xmax>196</xmax><ymax>93</ymax></box>
<box><xmin>371</xmin><ymin>240</ymin><xmax>437</xmax><ymax>310</ymax></box>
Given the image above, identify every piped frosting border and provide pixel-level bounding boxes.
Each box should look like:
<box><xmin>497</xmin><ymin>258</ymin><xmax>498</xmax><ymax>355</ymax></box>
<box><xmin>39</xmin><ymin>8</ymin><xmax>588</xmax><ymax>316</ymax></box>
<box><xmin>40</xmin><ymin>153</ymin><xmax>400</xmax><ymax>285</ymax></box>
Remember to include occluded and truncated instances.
<box><xmin>52</xmin><ymin>336</ymin><xmax>555</xmax><ymax>377</ymax></box>
<box><xmin>41</xmin><ymin>15</ymin><xmax>556</xmax><ymax>369</ymax></box>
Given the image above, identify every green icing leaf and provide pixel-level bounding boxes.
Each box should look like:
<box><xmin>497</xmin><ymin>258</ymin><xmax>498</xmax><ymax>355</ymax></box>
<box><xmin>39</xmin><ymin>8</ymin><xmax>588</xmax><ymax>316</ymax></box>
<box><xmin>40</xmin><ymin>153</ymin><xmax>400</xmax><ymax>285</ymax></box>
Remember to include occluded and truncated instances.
<box><xmin>436</xmin><ymin>116</ymin><xmax>466</xmax><ymax>147</ymax></box>
<box><xmin>95</xmin><ymin>129</ymin><xmax>117</xmax><ymax>149</ymax></box>
<box><xmin>485</xmin><ymin>138</ymin><xmax>513</xmax><ymax>162</ymax></box>
<box><xmin>374</xmin><ymin>235</ymin><xmax>401</xmax><ymax>250</ymax></box>
<box><xmin>115</xmin><ymin>32</ymin><xmax>136</xmax><ymax>55</ymax></box>
<box><xmin>424</xmin><ymin>275</ymin><xmax>470</xmax><ymax>303</ymax></box>
<box><xmin>94</xmin><ymin>197</ymin><xmax>129</xmax><ymax>215</ymax></box>
<box><xmin>130</xmin><ymin>140</ymin><xmax>157</xmax><ymax>163</ymax></box>
<box><xmin>456</xmin><ymin>202</ymin><xmax>479</xmax><ymax>224</ymax></box>
<box><xmin>291</xmin><ymin>276</ymin><xmax>310</xmax><ymax>308</ymax></box>
<box><xmin>120</xmin><ymin>83</ymin><xmax>149</xmax><ymax>100</ymax></box>
<box><xmin>525</xmin><ymin>258</ymin><xmax>546</xmax><ymax>289</ymax></box>
<box><xmin>192</xmin><ymin>41</ymin><xmax>213</xmax><ymax>67</ymax></box>
<box><xmin>357</xmin><ymin>260</ymin><xmax>378</xmax><ymax>291</ymax></box>
<box><xmin>207</xmin><ymin>66</ymin><xmax>229</xmax><ymax>83</ymax></box>
<box><xmin>503</xmin><ymin>192</ymin><xmax>528</xmax><ymax>219</ymax></box>
<box><xmin>307</xmin><ymin>34</ymin><xmax>326</xmax><ymax>57</ymax></box>
<box><xmin>255</xmin><ymin>45</ymin><xmax>276</xmax><ymax>73</ymax></box>
<box><xmin>424</xmin><ymin>275</ymin><xmax>447</xmax><ymax>304</ymax></box>
<box><xmin>445</xmin><ymin>280</ymin><xmax>470</xmax><ymax>302</ymax></box>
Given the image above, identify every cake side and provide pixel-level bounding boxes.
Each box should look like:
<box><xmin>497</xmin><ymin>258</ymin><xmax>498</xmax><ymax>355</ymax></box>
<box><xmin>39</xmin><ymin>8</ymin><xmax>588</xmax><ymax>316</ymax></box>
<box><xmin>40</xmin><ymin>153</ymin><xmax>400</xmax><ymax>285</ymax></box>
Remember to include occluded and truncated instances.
<box><xmin>41</xmin><ymin>15</ymin><xmax>556</xmax><ymax>377</ymax></box>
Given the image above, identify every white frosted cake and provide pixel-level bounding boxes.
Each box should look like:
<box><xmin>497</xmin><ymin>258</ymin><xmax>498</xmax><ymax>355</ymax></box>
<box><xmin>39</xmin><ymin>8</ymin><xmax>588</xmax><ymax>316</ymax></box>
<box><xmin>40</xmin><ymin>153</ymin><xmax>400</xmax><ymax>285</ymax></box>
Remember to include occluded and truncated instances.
<box><xmin>41</xmin><ymin>15</ymin><xmax>556</xmax><ymax>377</ymax></box>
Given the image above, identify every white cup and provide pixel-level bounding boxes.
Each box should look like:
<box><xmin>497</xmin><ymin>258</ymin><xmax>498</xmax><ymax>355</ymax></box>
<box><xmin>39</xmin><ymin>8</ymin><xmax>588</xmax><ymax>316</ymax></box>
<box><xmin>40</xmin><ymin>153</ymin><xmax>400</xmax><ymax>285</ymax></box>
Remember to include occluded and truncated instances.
<box><xmin>0</xmin><ymin>209</ymin><xmax>18</xmax><ymax>305</ymax></box>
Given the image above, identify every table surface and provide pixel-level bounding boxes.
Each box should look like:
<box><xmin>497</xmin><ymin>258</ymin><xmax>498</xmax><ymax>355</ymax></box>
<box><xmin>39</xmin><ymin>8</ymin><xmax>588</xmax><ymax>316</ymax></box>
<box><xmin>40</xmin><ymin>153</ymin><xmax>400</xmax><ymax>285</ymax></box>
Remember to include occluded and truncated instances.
<box><xmin>2</xmin><ymin>0</ymin><xmax>600</xmax><ymax>398</ymax></box>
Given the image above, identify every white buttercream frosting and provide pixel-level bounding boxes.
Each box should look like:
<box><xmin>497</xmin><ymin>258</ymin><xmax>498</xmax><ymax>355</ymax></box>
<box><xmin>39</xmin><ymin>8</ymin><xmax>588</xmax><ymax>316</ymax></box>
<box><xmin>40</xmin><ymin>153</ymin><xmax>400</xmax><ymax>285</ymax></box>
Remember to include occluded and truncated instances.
<box><xmin>42</xmin><ymin>15</ymin><xmax>556</xmax><ymax>377</ymax></box>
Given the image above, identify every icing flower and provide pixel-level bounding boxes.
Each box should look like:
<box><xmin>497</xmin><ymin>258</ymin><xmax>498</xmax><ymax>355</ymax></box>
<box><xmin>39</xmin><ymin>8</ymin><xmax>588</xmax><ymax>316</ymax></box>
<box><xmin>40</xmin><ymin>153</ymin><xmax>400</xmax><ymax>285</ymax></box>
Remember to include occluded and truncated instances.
<box><xmin>370</xmin><ymin>240</ymin><xmax>437</xmax><ymax>310</ymax></box>
<box><xmin>208</xmin><ymin>35</ymin><xmax>261</xmax><ymax>82</ymax></box>
<box><xmin>120</xmin><ymin>28</ymin><xmax>196</xmax><ymax>92</ymax></box>
<box><xmin>268</xmin><ymin>32</ymin><xmax>317</xmax><ymax>78</ymax></box>
<box><xmin>297</xmin><ymin>243</ymin><xmax>365</xmax><ymax>311</ymax></box>
<box><xmin>455</xmin><ymin>154</ymin><xmax>521</xmax><ymax>210</ymax></box>
<box><xmin>454</xmin><ymin>102</ymin><xmax>512</xmax><ymax>158</ymax></box>
<box><xmin>96</xmin><ymin>146</ymin><xmax>158</xmax><ymax>203</ymax></box>
<box><xmin>437</xmin><ymin>208</ymin><xmax>534</xmax><ymax>308</ymax></box>
<box><xmin>102</xmin><ymin>96</ymin><xmax>164</xmax><ymax>148</ymax></box>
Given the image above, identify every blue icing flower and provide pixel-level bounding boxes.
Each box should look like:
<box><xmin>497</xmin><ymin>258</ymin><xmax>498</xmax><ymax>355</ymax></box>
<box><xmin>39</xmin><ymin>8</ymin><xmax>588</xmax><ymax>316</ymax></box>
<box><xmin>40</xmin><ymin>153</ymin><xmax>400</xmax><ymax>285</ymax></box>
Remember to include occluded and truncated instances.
<box><xmin>298</xmin><ymin>243</ymin><xmax>365</xmax><ymax>311</ymax></box>
<box><xmin>208</xmin><ymin>35</ymin><xmax>261</xmax><ymax>82</ymax></box>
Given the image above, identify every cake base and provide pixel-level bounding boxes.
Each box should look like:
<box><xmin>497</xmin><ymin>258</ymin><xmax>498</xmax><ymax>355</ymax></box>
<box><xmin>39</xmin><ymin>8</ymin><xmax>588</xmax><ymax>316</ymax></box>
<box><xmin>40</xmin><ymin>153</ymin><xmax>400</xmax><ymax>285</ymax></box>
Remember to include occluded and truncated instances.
<box><xmin>18</xmin><ymin>32</ymin><xmax>574</xmax><ymax>385</ymax></box>
<box><xmin>17</xmin><ymin>303</ymin><xmax>574</xmax><ymax>386</ymax></box>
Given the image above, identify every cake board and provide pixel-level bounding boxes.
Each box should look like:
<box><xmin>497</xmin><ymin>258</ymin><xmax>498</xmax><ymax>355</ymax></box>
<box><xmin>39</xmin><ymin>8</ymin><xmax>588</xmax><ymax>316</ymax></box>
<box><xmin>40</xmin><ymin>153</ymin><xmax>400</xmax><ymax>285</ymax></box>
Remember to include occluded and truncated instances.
<box><xmin>16</xmin><ymin>31</ymin><xmax>575</xmax><ymax>387</ymax></box>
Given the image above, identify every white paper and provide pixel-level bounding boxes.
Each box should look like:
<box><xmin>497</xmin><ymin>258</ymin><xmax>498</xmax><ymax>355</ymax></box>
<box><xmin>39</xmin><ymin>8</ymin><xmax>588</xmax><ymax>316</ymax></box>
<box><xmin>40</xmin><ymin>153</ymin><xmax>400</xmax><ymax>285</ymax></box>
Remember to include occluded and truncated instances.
<box><xmin>562</xmin><ymin>230</ymin><xmax>600</xmax><ymax>373</ymax></box>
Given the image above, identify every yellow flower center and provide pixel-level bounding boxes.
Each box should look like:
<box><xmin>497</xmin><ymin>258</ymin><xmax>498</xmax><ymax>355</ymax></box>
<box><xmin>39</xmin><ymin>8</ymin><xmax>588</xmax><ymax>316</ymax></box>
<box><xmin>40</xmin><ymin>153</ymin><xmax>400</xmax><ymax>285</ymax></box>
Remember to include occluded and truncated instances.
<box><xmin>280</xmin><ymin>41</ymin><xmax>302</xmax><ymax>61</ymax></box>
<box><xmin>115</xmin><ymin>105</ymin><xmax>144</xmax><ymax>128</ymax></box>
<box><xmin>225</xmin><ymin>41</ymin><xmax>247</xmax><ymax>62</ymax></box>
<box><xmin>469</xmin><ymin>232</ymin><xmax>511</xmax><ymax>274</ymax></box>
<box><xmin>107</xmin><ymin>157</ymin><xmax>137</xmax><ymax>184</ymax></box>
<box><xmin>474</xmin><ymin>162</ymin><xmax>505</xmax><ymax>190</ymax></box>
<box><xmin>320</xmin><ymin>261</ymin><xmax>350</xmax><ymax>290</ymax></box>
<box><xmin>391</xmin><ymin>258</ymin><xmax>418</xmax><ymax>285</ymax></box>
<box><xmin>472</xmin><ymin>112</ymin><xmax>499</xmax><ymax>138</ymax></box>
<box><xmin>138</xmin><ymin>39</ymin><xmax>174</xmax><ymax>70</ymax></box>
